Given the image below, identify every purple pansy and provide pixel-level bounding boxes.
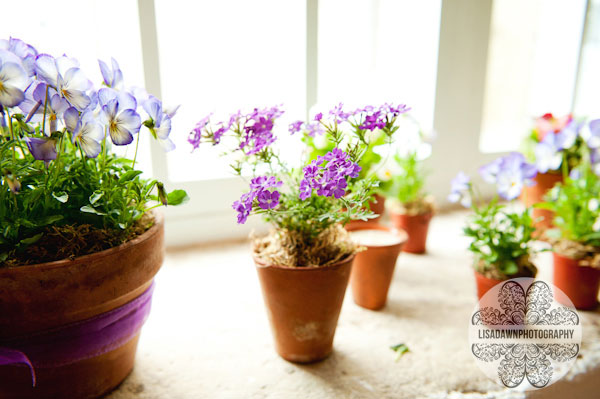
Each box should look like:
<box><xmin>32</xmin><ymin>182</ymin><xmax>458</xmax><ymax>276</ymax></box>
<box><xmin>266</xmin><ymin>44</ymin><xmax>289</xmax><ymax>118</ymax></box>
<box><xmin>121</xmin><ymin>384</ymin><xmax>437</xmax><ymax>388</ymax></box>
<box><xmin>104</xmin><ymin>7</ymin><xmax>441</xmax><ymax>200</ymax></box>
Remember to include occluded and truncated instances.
<box><xmin>480</xmin><ymin>153</ymin><xmax>537</xmax><ymax>200</ymax></box>
<box><xmin>448</xmin><ymin>171</ymin><xmax>471</xmax><ymax>207</ymax></box>
<box><xmin>98</xmin><ymin>89</ymin><xmax>141</xmax><ymax>145</ymax></box>
<box><xmin>534</xmin><ymin>132</ymin><xmax>563</xmax><ymax>173</ymax></box>
<box><xmin>65</xmin><ymin>108</ymin><xmax>104</xmax><ymax>158</ymax></box>
<box><xmin>98</xmin><ymin>58</ymin><xmax>123</xmax><ymax>89</ymax></box>
<box><xmin>0</xmin><ymin>37</ymin><xmax>38</xmax><ymax>77</ymax></box>
<box><xmin>25</xmin><ymin>136</ymin><xmax>57</xmax><ymax>162</ymax></box>
<box><xmin>299</xmin><ymin>148</ymin><xmax>361</xmax><ymax>200</ymax></box>
<box><xmin>34</xmin><ymin>54</ymin><xmax>92</xmax><ymax>110</ymax></box>
<box><xmin>143</xmin><ymin>96</ymin><xmax>175</xmax><ymax>151</ymax></box>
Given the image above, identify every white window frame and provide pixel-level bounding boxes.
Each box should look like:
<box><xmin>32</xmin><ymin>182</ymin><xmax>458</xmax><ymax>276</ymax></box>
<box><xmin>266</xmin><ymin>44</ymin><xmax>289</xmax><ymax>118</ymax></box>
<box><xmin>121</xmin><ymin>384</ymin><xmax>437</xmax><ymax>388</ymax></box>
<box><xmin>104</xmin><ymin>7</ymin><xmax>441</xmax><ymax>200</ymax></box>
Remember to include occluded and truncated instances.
<box><xmin>136</xmin><ymin>0</ymin><xmax>590</xmax><ymax>246</ymax></box>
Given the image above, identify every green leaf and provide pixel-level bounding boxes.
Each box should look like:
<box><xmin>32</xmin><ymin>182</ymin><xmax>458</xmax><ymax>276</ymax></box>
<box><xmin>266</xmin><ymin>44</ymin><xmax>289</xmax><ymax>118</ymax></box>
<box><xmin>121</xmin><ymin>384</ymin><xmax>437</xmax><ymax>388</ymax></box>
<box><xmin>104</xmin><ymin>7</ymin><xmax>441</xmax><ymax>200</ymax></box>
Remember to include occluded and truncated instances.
<box><xmin>166</xmin><ymin>189</ymin><xmax>189</xmax><ymax>206</ymax></box>
<box><xmin>89</xmin><ymin>190</ymin><xmax>104</xmax><ymax>205</ymax></box>
<box><xmin>20</xmin><ymin>233</ymin><xmax>43</xmax><ymax>245</ymax></box>
<box><xmin>503</xmin><ymin>260</ymin><xmax>519</xmax><ymax>275</ymax></box>
<box><xmin>52</xmin><ymin>191</ymin><xmax>69</xmax><ymax>203</ymax></box>
<box><xmin>390</xmin><ymin>343</ymin><xmax>410</xmax><ymax>361</ymax></box>
<box><xmin>38</xmin><ymin>215</ymin><xmax>64</xmax><ymax>226</ymax></box>
<box><xmin>117</xmin><ymin>170</ymin><xmax>143</xmax><ymax>184</ymax></box>
<box><xmin>80</xmin><ymin>205</ymin><xmax>106</xmax><ymax>216</ymax></box>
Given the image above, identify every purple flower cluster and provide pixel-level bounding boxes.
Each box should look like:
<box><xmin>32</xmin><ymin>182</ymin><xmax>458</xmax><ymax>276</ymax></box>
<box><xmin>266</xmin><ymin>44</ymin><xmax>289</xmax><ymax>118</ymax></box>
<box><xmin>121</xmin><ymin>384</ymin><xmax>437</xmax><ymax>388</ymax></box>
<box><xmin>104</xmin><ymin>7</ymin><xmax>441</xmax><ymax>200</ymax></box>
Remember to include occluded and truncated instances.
<box><xmin>288</xmin><ymin>118</ymin><xmax>324</xmax><ymax>137</ymax></box>
<box><xmin>316</xmin><ymin>102</ymin><xmax>410</xmax><ymax>130</ymax></box>
<box><xmin>239</xmin><ymin>106</ymin><xmax>283</xmax><ymax>155</ymax></box>
<box><xmin>232</xmin><ymin>176</ymin><xmax>282</xmax><ymax>224</ymax></box>
<box><xmin>534</xmin><ymin>120</ymin><xmax>580</xmax><ymax>173</ymax></box>
<box><xmin>479</xmin><ymin>153</ymin><xmax>537</xmax><ymax>200</ymax></box>
<box><xmin>188</xmin><ymin>113</ymin><xmax>212</xmax><ymax>150</ymax></box>
<box><xmin>299</xmin><ymin>148</ymin><xmax>361</xmax><ymax>200</ymax></box>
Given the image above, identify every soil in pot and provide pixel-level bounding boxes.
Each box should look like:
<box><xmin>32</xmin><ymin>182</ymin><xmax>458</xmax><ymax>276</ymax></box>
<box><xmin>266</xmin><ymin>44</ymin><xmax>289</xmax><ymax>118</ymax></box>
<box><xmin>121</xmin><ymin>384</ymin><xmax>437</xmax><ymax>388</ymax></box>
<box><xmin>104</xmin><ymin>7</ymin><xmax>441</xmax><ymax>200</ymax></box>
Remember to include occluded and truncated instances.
<box><xmin>521</xmin><ymin>171</ymin><xmax>563</xmax><ymax>234</ymax></box>
<box><xmin>0</xmin><ymin>214</ymin><xmax>164</xmax><ymax>399</ymax></box>
<box><xmin>254</xmin><ymin>255</ymin><xmax>354</xmax><ymax>363</ymax></box>
<box><xmin>553</xmin><ymin>252</ymin><xmax>600</xmax><ymax>310</ymax></box>
<box><xmin>473</xmin><ymin>257</ymin><xmax>537</xmax><ymax>301</ymax></box>
<box><xmin>346</xmin><ymin>223</ymin><xmax>407</xmax><ymax>310</ymax></box>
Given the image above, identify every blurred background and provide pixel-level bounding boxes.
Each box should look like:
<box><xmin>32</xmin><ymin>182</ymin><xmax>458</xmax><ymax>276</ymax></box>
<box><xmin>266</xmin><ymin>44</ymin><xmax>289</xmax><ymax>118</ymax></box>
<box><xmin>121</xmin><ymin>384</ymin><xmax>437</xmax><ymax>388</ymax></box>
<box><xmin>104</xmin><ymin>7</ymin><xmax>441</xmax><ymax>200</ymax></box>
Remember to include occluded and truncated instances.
<box><xmin>3</xmin><ymin>0</ymin><xmax>599</xmax><ymax>246</ymax></box>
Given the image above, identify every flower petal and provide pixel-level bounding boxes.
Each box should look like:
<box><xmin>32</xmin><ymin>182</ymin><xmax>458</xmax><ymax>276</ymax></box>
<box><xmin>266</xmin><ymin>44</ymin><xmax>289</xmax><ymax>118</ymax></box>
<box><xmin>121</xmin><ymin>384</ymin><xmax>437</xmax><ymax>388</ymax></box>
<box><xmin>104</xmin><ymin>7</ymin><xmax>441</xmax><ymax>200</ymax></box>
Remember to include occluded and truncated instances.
<box><xmin>34</xmin><ymin>54</ymin><xmax>58</xmax><ymax>87</ymax></box>
<box><xmin>109</xmin><ymin>124</ymin><xmax>134</xmax><ymax>145</ymax></box>
<box><xmin>0</xmin><ymin>84</ymin><xmax>24</xmax><ymax>107</ymax></box>
<box><xmin>55</xmin><ymin>55</ymin><xmax>79</xmax><ymax>77</ymax></box>
<box><xmin>142</xmin><ymin>96</ymin><xmax>161</xmax><ymax>122</ymax></box>
<box><xmin>98</xmin><ymin>59</ymin><xmax>111</xmax><ymax>86</ymax></box>
<box><xmin>0</xmin><ymin>62</ymin><xmax>27</xmax><ymax>89</ymax></box>
<box><xmin>158</xmin><ymin>137</ymin><xmax>176</xmax><ymax>152</ymax></box>
<box><xmin>62</xmin><ymin>67</ymin><xmax>91</xmax><ymax>92</ymax></box>
<box><xmin>115</xmin><ymin>109</ymin><xmax>141</xmax><ymax>133</ymax></box>
<box><xmin>64</xmin><ymin>107</ymin><xmax>80</xmax><ymax>134</ymax></box>
<box><xmin>155</xmin><ymin>116</ymin><xmax>171</xmax><ymax>139</ymax></box>
<box><xmin>61</xmin><ymin>89</ymin><xmax>91</xmax><ymax>111</ymax></box>
<box><xmin>80</xmin><ymin>135</ymin><xmax>102</xmax><ymax>158</ymax></box>
<box><xmin>98</xmin><ymin>87</ymin><xmax>117</xmax><ymax>106</ymax></box>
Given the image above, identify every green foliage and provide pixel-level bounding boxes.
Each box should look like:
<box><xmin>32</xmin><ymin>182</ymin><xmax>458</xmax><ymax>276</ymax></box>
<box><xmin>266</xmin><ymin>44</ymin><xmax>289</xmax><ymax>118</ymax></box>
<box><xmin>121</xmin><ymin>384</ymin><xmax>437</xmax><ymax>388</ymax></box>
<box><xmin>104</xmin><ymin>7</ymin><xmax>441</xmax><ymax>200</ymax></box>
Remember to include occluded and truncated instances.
<box><xmin>537</xmin><ymin>163</ymin><xmax>600</xmax><ymax>246</ymax></box>
<box><xmin>0</xmin><ymin>118</ymin><xmax>188</xmax><ymax>261</ymax></box>
<box><xmin>390</xmin><ymin>343</ymin><xmax>410</xmax><ymax>361</ymax></box>
<box><xmin>464</xmin><ymin>199</ymin><xmax>536</xmax><ymax>276</ymax></box>
<box><xmin>387</xmin><ymin>151</ymin><xmax>427</xmax><ymax>204</ymax></box>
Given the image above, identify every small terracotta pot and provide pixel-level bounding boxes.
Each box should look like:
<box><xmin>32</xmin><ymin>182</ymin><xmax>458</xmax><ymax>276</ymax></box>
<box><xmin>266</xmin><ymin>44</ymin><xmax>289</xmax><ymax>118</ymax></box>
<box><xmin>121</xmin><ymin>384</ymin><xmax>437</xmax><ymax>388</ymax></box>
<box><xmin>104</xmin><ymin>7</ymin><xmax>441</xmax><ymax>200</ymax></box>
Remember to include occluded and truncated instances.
<box><xmin>0</xmin><ymin>214</ymin><xmax>164</xmax><ymax>399</ymax></box>
<box><xmin>474</xmin><ymin>271</ymin><xmax>504</xmax><ymax>301</ymax></box>
<box><xmin>553</xmin><ymin>252</ymin><xmax>600</xmax><ymax>310</ymax></box>
<box><xmin>368</xmin><ymin>193</ymin><xmax>386</xmax><ymax>221</ymax></box>
<box><xmin>254</xmin><ymin>255</ymin><xmax>354</xmax><ymax>363</ymax></box>
<box><xmin>346</xmin><ymin>223</ymin><xmax>407</xmax><ymax>310</ymax></box>
<box><xmin>390</xmin><ymin>211</ymin><xmax>433</xmax><ymax>254</ymax></box>
<box><xmin>521</xmin><ymin>171</ymin><xmax>563</xmax><ymax>232</ymax></box>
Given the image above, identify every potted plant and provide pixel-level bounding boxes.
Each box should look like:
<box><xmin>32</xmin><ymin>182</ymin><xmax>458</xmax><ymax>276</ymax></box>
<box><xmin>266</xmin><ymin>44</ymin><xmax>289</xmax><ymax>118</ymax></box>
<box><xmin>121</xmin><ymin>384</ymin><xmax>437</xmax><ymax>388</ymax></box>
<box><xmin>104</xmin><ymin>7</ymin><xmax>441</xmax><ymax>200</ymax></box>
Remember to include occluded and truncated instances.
<box><xmin>0</xmin><ymin>38</ymin><xmax>187</xmax><ymax>398</ymax></box>
<box><xmin>521</xmin><ymin>113</ymin><xmax>584</xmax><ymax>232</ymax></box>
<box><xmin>190</xmin><ymin>102</ymin><xmax>409</xmax><ymax>362</ymax></box>
<box><xmin>449</xmin><ymin>153</ymin><xmax>538</xmax><ymax>300</ymax></box>
<box><xmin>305</xmin><ymin>103</ymin><xmax>393</xmax><ymax>222</ymax></box>
<box><xmin>385</xmin><ymin>150</ymin><xmax>434</xmax><ymax>254</ymax></box>
<box><xmin>538</xmin><ymin>143</ymin><xmax>600</xmax><ymax>309</ymax></box>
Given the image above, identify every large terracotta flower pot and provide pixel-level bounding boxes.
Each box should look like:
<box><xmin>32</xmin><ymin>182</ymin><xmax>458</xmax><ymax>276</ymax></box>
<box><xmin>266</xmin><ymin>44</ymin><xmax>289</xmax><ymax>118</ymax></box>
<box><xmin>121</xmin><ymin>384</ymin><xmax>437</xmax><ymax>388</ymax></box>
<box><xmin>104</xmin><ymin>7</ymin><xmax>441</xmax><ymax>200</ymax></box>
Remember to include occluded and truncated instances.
<box><xmin>474</xmin><ymin>271</ymin><xmax>504</xmax><ymax>301</ymax></box>
<box><xmin>346</xmin><ymin>223</ymin><xmax>407</xmax><ymax>310</ymax></box>
<box><xmin>521</xmin><ymin>171</ymin><xmax>563</xmax><ymax>232</ymax></box>
<box><xmin>254</xmin><ymin>255</ymin><xmax>354</xmax><ymax>363</ymax></box>
<box><xmin>0</xmin><ymin>215</ymin><xmax>164</xmax><ymax>399</ymax></box>
<box><xmin>390</xmin><ymin>211</ymin><xmax>433</xmax><ymax>254</ymax></box>
<box><xmin>553</xmin><ymin>252</ymin><xmax>600</xmax><ymax>310</ymax></box>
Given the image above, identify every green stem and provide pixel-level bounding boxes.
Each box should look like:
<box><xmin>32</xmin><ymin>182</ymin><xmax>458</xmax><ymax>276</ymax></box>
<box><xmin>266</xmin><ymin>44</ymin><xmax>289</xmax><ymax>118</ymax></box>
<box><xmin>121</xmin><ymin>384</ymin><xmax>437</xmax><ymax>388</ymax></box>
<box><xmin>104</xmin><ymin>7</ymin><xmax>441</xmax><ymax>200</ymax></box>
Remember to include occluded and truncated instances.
<box><xmin>41</xmin><ymin>86</ymin><xmax>49</xmax><ymax>135</ymax></box>
<box><xmin>131</xmin><ymin>131</ymin><xmax>141</xmax><ymax>170</ymax></box>
<box><xmin>5</xmin><ymin>109</ymin><xmax>15</xmax><ymax>163</ymax></box>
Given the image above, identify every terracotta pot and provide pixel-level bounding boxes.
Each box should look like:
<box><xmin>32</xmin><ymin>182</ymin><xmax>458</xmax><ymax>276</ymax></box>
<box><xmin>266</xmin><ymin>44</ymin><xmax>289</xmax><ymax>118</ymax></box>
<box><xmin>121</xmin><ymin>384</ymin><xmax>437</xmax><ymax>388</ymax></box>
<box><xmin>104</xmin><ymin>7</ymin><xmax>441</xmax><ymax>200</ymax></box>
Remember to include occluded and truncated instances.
<box><xmin>254</xmin><ymin>255</ymin><xmax>354</xmax><ymax>363</ymax></box>
<box><xmin>553</xmin><ymin>252</ymin><xmax>600</xmax><ymax>310</ymax></box>
<box><xmin>0</xmin><ymin>214</ymin><xmax>165</xmax><ymax>399</ymax></box>
<box><xmin>474</xmin><ymin>271</ymin><xmax>504</xmax><ymax>301</ymax></box>
<box><xmin>521</xmin><ymin>171</ymin><xmax>563</xmax><ymax>232</ymax></box>
<box><xmin>346</xmin><ymin>223</ymin><xmax>407</xmax><ymax>310</ymax></box>
<box><xmin>368</xmin><ymin>193</ymin><xmax>386</xmax><ymax>221</ymax></box>
<box><xmin>390</xmin><ymin>211</ymin><xmax>433</xmax><ymax>254</ymax></box>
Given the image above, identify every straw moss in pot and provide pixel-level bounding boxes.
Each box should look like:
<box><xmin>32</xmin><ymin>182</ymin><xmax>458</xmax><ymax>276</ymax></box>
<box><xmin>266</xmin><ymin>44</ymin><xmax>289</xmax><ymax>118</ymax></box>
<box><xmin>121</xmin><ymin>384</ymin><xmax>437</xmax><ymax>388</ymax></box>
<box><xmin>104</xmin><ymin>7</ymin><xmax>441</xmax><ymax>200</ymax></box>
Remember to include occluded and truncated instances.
<box><xmin>449</xmin><ymin>153</ymin><xmax>539</xmax><ymax>300</ymax></box>
<box><xmin>386</xmin><ymin>150</ymin><xmax>434</xmax><ymax>254</ymax></box>
<box><xmin>190</xmin><ymin>102</ymin><xmax>410</xmax><ymax>362</ymax></box>
<box><xmin>538</xmin><ymin>145</ymin><xmax>600</xmax><ymax>309</ymax></box>
<box><xmin>0</xmin><ymin>38</ymin><xmax>187</xmax><ymax>399</ymax></box>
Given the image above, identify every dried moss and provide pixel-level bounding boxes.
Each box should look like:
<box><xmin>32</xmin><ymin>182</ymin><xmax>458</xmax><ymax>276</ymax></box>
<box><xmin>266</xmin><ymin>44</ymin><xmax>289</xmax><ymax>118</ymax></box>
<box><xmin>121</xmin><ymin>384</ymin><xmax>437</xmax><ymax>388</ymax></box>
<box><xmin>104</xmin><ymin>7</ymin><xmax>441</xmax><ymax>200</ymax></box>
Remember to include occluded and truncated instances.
<box><xmin>253</xmin><ymin>224</ymin><xmax>358</xmax><ymax>268</ymax></box>
<box><xmin>1</xmin><ymin>214</ymin><xmax>154</xmax><ymax>268</ymax></box>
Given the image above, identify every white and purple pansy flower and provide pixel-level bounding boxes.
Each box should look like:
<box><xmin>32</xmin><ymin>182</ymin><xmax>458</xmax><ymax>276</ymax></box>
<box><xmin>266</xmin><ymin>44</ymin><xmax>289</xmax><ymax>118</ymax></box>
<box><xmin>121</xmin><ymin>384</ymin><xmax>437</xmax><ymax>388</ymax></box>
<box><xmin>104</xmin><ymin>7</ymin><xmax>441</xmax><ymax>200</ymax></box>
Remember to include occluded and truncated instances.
<box><xmin>98</xmin><ymin>88</ymin><xmax>141</xmax><ymax>146</ymax></box>
<box><xmin>534</xmin><ymin>132</ymin><xmax>563</xmax><ymax>173</ymax></box>
<box><xmin>65</xmin><ymin>107</ymin><xmax>104</xmax><ymax>158</ymax></box>
<box><xmin>24</xmin><ymin>136</ymin><xmax>57</xmax><ymax>162</ymax></box>
<box><xmin>142</xmin><ymin>95</ymin><xmax>175</xmax><ymax>151</ymax></box>
<box><xmin>34</xmin><ymin>54</ymin><xmax>92</xmax><ymax>111</ymax></box>
<box><xmin>0</xmin><ymin>57</ymin><xmax>28</xmax><ymax>108</ymax></box>
<box><xmin>0</xmin><ymin>38</ymin><xmax>38</xmax><ymax>77</ymax></box>
<box><xmin>98</xmin><ymin>57</ymin><xmax>123</xmax><ymax>89</ymax></box>
<box><xmin>479</xmin><ymin>152</ymin><xmax>537</xmax><ymax>200</ymax></box>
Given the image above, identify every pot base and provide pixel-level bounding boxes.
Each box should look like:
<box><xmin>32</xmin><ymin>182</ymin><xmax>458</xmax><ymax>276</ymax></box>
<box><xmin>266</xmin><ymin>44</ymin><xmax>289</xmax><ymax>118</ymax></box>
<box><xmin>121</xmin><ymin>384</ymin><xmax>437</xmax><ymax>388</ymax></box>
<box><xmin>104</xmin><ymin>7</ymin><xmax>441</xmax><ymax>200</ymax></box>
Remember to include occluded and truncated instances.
<box><xmin>553</xmin><ymin>253</ymin><xmax>600</xmax><ymax>310</ymax></box>
<box><xmin>0</xmin><ymin>334</ymin><xmax>139</xmax><ymax>399</ymax></box>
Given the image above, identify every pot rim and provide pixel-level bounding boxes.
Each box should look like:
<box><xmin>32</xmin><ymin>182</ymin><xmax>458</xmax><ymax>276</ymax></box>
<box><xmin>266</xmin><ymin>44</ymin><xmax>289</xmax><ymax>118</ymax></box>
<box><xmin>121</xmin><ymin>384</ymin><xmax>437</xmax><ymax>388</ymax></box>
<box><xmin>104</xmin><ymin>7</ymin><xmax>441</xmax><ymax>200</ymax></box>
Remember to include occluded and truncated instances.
<box><xmin>345</xmin><ymin>222</ymin><xmax>408</xmax><ymax>249</ymax></box>
<box><xmin>253</xmin><ymin>252</ymin><xmax>355</xmax><ymax>271</ymax></box>
<box><xmin>1</xmin><ymin>211</ymin><xmax>164</xmax><ymax>272</ymax></box>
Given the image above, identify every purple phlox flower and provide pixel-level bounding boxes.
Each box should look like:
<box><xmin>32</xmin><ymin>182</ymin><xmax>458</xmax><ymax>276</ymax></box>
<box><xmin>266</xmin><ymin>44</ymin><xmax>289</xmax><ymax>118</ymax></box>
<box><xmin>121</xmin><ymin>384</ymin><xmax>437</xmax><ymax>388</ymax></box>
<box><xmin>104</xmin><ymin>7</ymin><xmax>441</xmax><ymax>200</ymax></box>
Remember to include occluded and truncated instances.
<box><xmin>65</xmin><ymin>108</ymin><xmax>103</xmax><ymax>158</ymax></box>
<box><xmin>232</xmin><ymin>175</ymin><xmax>282</xmax><ymax>223</ymax></box>
<box><xmin>306</xmin><ymin>121</ymin><xmax>324</xmax><ymax>137</ymax></box>
<box><xmin>239</xmin><ymin>106</ymin><xmax>283</xmax><ymax>155</ymax></box>
<box><xmin>98</xmin><ymin>57</ymin><xmax>123</xmax><ymax>89</ymax></box>
<box><xmin>289</xmin><ymin>120</ymin><xmax>304</xmax><ymax>134</ymax></box>
<box><xmin>534</xmin><ymin>132</ymin><xmax>563</xmax><ymax>173</ymax></box>
<box><xmin>257</xmin><ymin>190</ymin><xmax>280</xmax><ymax>210</ymax></box>
<box><xmin>329</xmin><ymin>102</ymin><xmax>350</xmax><ymax>123</ymax></box>
<box><xmin>35</xmin><ymin>54</ymin><xmax>92</xmax><ymax>110</ymax></box>
<box><xmin>0</xmin><ymin>38</ymin><xmax>38</xmax><ymax>76</ymax></box>
<box><xmin>98</xmin><ymin>88</ymin><xmax>140</xmax><ymax>145</ymax></box>
<box><xmin>314</xmin><ymin>112</ymin><xmax>323</xmax><ymax>122</ymax></box>
<box><xmin>25</xmin><ymin>136</ymin><xmax>57</xmax><ymax>162</ymax></box>
<box><xmin>359</xmin><ymin>110</ymin><xmax>386</xmax><ymax>131</ymax></box>
<box><xmin>483</xmin><ymin>152</ymin><xmax>537</xmax><ymax>200</ymax></box>
<box><xmin>188</xmin><ymin>113</ymin><xmax>212</xmax><ymax>150</ymax></box>
<box><xmin>587</xmin><ymin>119</ymin><xmax>600</xmax><ymax>149</ymax></box>
<box><xmin>380</xmin><ymin>103</ymin><xmax>410</xmax><ymax>117</ymax></box>
<box><xmin>298</xmin><ymin>148</ymin><xmax>360</xmax><ymax>200</ymax></box>
<box><xmin>0</xmin><ymin>58</ymin><xmax>28</xmax><ymax>107</ymax></box>
<box><xmin>448</xmin><ymin>171</ymin><xmax>471</xmax><ymax>207</ymax></box>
